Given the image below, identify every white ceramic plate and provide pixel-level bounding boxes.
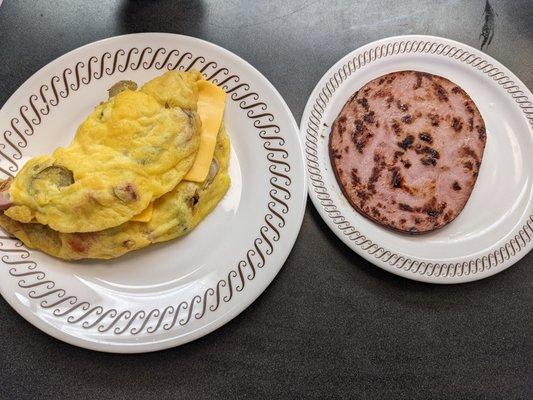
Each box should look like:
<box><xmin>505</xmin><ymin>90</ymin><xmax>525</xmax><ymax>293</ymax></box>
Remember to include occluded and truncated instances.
<box><xmin>301</xmin><ymin>35</ymin><xmax>532</xmax><ymax>284</ymax></box>
<box><xmin>0</xmin><ymin>33</ymin><xmax>306</xmax><ymax>352</ymax></box>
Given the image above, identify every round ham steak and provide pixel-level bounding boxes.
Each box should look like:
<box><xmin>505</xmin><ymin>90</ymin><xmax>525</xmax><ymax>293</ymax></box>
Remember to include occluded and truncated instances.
<box><xmin>329</xmin><ymin>71</ymin><xmax>486</xmax><ymax>234</ymax></box>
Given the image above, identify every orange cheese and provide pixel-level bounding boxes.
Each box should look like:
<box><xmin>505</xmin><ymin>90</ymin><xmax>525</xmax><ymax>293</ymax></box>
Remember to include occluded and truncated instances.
<box><xmin>129</xmin><ymin>201</ymin><xmax>153</xmax><ymax>222</ymax></box>
<box><xmin>184</xmin><ymin>80</ymin><xmax>226</xmax><ymax>182</ymax></box>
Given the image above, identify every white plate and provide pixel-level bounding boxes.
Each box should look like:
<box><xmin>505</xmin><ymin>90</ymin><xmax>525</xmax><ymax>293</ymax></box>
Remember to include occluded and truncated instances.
<box><xmin>0</xmin><ymin>33</ymin><xmax>306</xmax><ymax>352</ymax></box>
<box><xmin>301</xmin><ymin>35</ymin><xmax>532</xmax><ymax>284</ymax></box>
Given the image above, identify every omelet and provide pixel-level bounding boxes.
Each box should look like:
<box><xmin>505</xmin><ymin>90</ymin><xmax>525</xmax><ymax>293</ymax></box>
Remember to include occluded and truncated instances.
<box><xmin>4</xmin><ymin>71</ymin><xmax>203</xmax><ymax>233</ymax></box>
<box><xmin>0</xmin><ymin>127</ymin><xmax>231</xmax><ymax>260</ymax></box>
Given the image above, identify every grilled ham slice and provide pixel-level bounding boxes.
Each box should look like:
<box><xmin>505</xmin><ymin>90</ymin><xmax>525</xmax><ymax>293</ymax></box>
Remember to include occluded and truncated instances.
<box><xmin>329</xmin><ymin>71</ymin><xmax>486</xmax><ymax>234</ymax></box>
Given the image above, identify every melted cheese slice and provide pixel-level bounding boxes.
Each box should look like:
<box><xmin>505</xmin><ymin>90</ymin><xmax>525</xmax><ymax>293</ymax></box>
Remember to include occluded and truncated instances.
<box><xmin>130</xmin><ymin>202</ymin><xmax>154</xmax><ymax>222</ymax></box>
<box><xmin>184</xmin><ymin>80</ymin><xmax>226</xmax><ymax>182</ymax></box>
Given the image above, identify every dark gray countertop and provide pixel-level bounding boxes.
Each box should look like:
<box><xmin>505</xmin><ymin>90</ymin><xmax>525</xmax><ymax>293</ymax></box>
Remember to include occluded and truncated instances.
<box><xmin>0</xmin><ymin>1</ymin><xmax>531</xmax><ymax>399</ymax></box>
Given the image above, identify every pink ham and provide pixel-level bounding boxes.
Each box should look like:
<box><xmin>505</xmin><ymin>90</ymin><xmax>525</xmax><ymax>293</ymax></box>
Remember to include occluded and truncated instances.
<box><xmin>0</xmin><ymin>179</ymin><xmax>12</xmax><ymax>211</ymax></box>
<box><xmin>329</xmin><ymin>71</ymin><xmax>486</xmax><ymax>234</ymax></box>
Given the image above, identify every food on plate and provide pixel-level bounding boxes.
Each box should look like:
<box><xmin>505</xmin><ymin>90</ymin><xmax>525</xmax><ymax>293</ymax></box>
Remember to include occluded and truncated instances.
<box><xmin>329</xmin><ymin>71</ymin><xmax>486</xmax><ymax>234</ymax></box>
<box><xmin>184</xmin><ymin>80</ymin><xmax>227</xmax><ymax>182</ymax></box>
<box><xmin>0</xmin><ymin>71</ymin><xmax>231</xmax><ymax>259</ymax></box>
<box><xmin>0</xmin><ymin>127</ymin><xmax>230</xmax><ymax>260</ymax></box>
<box><xmin>2</xmin><ymin>71</ymin><xmax>203</xmax><ymax>233</ymax></box>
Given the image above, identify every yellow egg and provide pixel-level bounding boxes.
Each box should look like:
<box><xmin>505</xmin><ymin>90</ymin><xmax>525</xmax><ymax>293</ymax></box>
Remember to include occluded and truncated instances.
<box><xmin>5</xmin><ymin>71</ymin><xmax>202</xmax><ymax>233</ymax></box>
<box><xmin>0</xmin><ymin>127</ymin><xmax>231</xmax><ymax>260</ymax></box>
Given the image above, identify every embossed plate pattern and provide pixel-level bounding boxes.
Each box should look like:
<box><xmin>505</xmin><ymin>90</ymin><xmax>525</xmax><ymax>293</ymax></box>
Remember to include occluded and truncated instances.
<box><xmin>0</xmin><ymin>33</ymin><xmax>306</xmax><ymax>352</ymax></box>
<box><xmin>301</xmin><ymin>35</ymin><xmax>532</xmax><ymax>283</ymax></box>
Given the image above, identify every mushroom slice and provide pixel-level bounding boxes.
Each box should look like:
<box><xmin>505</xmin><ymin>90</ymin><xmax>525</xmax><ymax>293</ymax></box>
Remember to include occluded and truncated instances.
<box><xmin>107</xmin><ymin>80</ymin><xmax>138</xmax><ymax>98</ymax></box>
<box><xmin>203</xmin><ymin>159</ymin><xmax>219</xmax><ymax>188</ymax></box>
<box><xmin>32</xmin><ymin>166</ymin><xmax>74</xmax><ymax>189</ymax></box>
<box><xmin>113</xmin><ymin>183</ymin><xmax>139</xmax><ymax>203</ymax></box>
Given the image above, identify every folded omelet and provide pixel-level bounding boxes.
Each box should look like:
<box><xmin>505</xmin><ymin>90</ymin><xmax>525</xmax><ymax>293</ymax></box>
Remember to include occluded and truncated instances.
<box><xmin>0</xmin><ymin>70</ymin><xmax>231</xmax><ymax>260</ymax></box>
<box><xmin>0</xmin><ymin>127</ymin><xmax>230</xmax><ymax>260</ymax></box>
<box><xmin>5</xmin><ymin>71</ymin><xmax>202</xmax><ymax>233</ymax></box>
